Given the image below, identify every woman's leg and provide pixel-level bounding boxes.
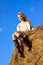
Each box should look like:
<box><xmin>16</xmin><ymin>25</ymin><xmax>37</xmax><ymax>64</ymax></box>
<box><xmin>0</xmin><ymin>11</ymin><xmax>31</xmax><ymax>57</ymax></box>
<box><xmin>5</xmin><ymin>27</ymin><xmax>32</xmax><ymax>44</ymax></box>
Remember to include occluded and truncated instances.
<box><xmin>12</xmin><ymin>32</ymin><xmax>25</xmax><ymax>57</ymax></box>
<box><xmin>23</xmin><ymin>35</ymin><xmax>32</xmax><ymax>51</ymax></box>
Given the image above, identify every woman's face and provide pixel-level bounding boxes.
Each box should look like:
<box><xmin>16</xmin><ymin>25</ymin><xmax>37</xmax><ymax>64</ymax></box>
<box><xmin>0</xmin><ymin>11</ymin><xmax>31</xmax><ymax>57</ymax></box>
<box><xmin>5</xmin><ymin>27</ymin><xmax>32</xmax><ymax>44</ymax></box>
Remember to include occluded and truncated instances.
<box><xmin>18</xmin><ymin>14</ymin><xmax>23</xmax><ymax>21</ymax></box>
<box><xmin>18</xmin><ymin>15</ymin><xmax>21</xmax><ymax>19</ymax></box>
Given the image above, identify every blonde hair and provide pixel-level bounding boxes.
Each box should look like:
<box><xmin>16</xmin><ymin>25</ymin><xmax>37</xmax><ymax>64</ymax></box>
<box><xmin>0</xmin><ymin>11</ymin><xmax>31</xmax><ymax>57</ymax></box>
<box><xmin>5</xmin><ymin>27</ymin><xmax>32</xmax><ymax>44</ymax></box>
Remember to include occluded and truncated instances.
<box><xmin>18</xmin><ymin>12</ymin><xmax>29</xmax><ymax>22</ymax></box>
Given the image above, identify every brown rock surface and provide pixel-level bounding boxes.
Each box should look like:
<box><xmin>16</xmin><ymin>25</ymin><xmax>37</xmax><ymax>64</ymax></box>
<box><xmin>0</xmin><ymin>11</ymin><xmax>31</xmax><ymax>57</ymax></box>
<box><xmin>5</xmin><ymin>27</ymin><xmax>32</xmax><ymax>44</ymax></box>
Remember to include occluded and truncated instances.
<box><xmin>9</xmin><ymin>25</ymin><xmax>43</xmax><ymax>65</ymax></box>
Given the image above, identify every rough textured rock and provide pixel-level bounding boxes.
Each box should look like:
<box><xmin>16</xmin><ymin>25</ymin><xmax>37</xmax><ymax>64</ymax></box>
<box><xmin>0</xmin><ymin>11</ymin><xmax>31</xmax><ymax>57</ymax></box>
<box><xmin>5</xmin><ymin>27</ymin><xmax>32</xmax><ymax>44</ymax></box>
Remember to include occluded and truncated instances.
<box><xmin>9</xmin><ymin>25</ymin><xmax>43</xmax><ymax>65</ymax></box>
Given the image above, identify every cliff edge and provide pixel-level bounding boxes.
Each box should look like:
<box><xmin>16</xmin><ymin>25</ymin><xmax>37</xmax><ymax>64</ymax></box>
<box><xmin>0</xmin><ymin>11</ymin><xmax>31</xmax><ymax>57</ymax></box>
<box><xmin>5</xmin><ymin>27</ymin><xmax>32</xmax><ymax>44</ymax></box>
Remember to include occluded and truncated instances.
<box><xmin>9</xmin><ymin>25</ymin><xmax>43</xmax><ymax>65</ymax></box>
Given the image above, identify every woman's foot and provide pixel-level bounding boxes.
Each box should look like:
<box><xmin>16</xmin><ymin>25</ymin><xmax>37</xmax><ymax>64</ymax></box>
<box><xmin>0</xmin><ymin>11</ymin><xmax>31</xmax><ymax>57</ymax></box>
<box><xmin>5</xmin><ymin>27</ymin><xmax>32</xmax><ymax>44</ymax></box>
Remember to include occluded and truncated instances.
<box><xmin>18</xmin><ymin>52</ymin><xmax>25</xmax><ymax>58</ymax></box>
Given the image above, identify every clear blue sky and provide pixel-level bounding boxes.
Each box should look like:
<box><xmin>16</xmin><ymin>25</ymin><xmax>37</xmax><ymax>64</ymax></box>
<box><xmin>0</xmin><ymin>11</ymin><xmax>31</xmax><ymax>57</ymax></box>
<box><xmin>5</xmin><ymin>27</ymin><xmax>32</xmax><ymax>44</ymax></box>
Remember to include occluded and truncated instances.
<box><xmin>0</xmin><ymin>0</ymin><xmax>43</xmax><ymax>65</ymax></box>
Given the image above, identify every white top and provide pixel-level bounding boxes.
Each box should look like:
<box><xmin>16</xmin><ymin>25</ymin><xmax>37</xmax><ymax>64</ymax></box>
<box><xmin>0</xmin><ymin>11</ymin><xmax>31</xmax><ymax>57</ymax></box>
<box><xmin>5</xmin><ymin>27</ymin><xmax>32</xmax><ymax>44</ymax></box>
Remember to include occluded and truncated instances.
<box><xmin>17</xmin><ymin>21</ymin><xmax>31</xmax><ymax>31</ymax></box>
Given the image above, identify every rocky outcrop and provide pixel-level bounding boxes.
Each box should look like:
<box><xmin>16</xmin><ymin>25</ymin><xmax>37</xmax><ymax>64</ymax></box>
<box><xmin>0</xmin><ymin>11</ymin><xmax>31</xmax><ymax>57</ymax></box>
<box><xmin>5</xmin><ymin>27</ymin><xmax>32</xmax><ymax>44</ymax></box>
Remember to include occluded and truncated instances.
<box><xmin>9</xmin><ymin>25</ymin><xmax>43</xmax><ymax>65</ymax></box>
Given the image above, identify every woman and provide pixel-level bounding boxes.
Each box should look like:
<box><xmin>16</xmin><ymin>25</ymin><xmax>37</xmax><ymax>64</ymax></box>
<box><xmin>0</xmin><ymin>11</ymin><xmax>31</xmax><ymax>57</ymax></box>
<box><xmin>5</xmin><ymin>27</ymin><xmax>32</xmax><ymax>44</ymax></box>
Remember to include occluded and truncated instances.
<box><xmin>12</xmin><ymin>12</ymin><xmax>32</xmax><ymax>57</ymax></box>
